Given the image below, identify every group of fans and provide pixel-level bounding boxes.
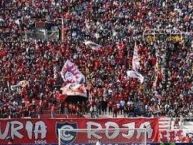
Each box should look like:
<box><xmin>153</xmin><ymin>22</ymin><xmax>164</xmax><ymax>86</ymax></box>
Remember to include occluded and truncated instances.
<box><xmin>0</xmin><ymin>0</ymin><xmax>193</xmax><ymax>119</ymax></box>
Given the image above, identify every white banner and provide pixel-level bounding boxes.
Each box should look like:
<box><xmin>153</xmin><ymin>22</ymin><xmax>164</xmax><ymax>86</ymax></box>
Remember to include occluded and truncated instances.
<box><xmin>60</xmin><ymin>60</ymin><xmax>85</xmax><ymax>83</ymax></box>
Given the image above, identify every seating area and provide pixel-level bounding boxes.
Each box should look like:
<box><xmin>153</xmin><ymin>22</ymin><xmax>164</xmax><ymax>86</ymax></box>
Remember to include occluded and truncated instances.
<box><xmin>0</xmin><ymin>0</ymin><xmax>193</xmax><ymax>119</ymax></box>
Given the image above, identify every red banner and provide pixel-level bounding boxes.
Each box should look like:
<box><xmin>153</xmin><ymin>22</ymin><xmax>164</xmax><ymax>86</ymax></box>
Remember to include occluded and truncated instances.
<box><xmin>0</xmin><ymin>118</ymin><xmax>159</xmax><ymax>144</ymax></box>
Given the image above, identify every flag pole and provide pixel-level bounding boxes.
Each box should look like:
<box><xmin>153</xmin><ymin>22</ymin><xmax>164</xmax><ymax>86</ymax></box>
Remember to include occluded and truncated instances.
<box><xmin>61</xmin><ymin>17</ymin><xmax>64</xmax><ymax>42</ymax></box>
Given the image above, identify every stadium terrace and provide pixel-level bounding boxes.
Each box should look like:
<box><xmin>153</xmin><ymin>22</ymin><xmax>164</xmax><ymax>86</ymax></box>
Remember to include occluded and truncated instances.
<box><xmin>0</xmin><ymin>0</ymin><xmax>193</xmax><ymax>144</ymax></box>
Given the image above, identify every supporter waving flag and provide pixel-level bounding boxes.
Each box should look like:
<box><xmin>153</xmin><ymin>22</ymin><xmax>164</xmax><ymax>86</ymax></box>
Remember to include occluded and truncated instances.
<box><xmin>127</xmin><ymin>41</ymin><xmax>144</xmax><ymax>84</ymax></box>
<box><xmin>84</xmin><ymin>40</ymin><xmax>101</xmax><ymax>50</ymax></box>
<box><xmin>60</xmin><ymin>60</ymin><xmax>85</xmax><ymax>83</ymax></box>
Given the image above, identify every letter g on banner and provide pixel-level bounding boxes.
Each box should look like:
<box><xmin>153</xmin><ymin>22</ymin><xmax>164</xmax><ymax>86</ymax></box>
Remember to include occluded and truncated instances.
<box><xmin>56</xmin><ymin>122</ymin><xmax>77</xmax><ymax>144</ymax></box>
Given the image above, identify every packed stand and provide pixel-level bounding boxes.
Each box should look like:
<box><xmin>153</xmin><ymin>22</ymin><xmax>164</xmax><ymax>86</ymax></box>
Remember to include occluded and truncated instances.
<box><xmin>0</xmin><ymin>0</ymin><xmax>193</xmax><ymax>118</ymax></box>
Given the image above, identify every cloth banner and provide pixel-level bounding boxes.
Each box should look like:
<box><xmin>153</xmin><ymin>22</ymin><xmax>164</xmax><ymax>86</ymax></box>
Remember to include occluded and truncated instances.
<box><xmin>0</xmin><ymin>118</ymin><xmax>159</xmax><ymax>144</ymax></box>
<box><xmin>60</xmin><ymin>60</ymin><xmax>85</xmax><ymax>83</ymax></box>
<box><xmin>60</xmin><ymin>83</ymin><xmax>87</xmax><ymax>97</ymax></box>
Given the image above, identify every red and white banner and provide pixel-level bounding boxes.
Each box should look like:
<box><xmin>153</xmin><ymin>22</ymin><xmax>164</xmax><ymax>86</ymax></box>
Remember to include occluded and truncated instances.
<box><xmin>0</xmin><ymin>118</ymin><xmax>159</xmax><ymax>144</ymax></box>
<box><xmin>60</xmin><ymin>83</ymin><xmax>87</xmax><ymax>97</ymax></box>
<box><xmin>60</xmin><ymin>60</ymin><xmax>85</xmax><ymax>83</ymax></box>
<box><xmin>160</xmin><ymin>129</ymin><xmax>193</xmax><ymax>143</ymax></box>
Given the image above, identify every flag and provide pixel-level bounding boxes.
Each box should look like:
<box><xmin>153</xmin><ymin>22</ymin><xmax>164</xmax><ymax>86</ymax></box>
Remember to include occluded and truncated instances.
<box><xmin>132</xmin><ymin>42</ymin><xmax>140</xmax><ymax>71</ymax></box>
<box><xmin>127</xmin><ymin>70</ymin><xmax>144</xmax><ymax>84</ymax></box>
<box><xmin>10</xmin><ymin>80</ymin><xmax>29</xmax><ymax>91</ymax></box>
<box><xmin>18</xmin><ymin>80</ymin><xmax>29</xmax><ymax>88</ymax></box>
<box><xmin>60</xmin><ymin>60</ymin><xmax>85</xmax><ymax>83</ymax></box>
<box><xmin>60</xmin><ymin>83</ymin><xmax>87</xmax><ymax>97</ymax></box>
<box><xmin>153</xmin><ymin>57</ymin><xmax>159</xmax><ymax>89</ymax></box>
<box><xmin>0</xmin><ymin>18</ymin><xmax>4</xmax><ymax>23</ymax></box>
<box><xmin>10</xmin><ymin>84</ymin><xmax>20</xmax><ymax>91</ymax></box>
<box><xmin>84</xmin><ymin>40</ymin><xmax>101</xmax><ymax>50</ymax></box>
<box><xmin>127</xmin><ymin>41</ymin><xmax>144</xmax><ymax>84</ymax></box>
<box><xmin>53</xmin><ymin>66</ymin><xmax>57</xmax><ymax>79</ymax></box>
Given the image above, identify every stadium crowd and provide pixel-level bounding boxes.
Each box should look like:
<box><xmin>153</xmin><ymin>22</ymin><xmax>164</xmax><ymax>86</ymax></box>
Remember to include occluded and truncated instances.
<box><xmin>0</xmin><ymin>0</ymin><xmax>193</xmax><ymax>119</ymax></box>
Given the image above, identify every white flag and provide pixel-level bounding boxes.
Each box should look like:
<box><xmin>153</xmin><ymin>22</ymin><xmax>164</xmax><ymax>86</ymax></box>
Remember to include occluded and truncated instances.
<box><xmin>60</xmin><ymin>60</ymin><xmax>85</xmax><ymax>83</ymax></box>
<box><xmin>153</xmin><ymin>57</ymin><xmax>159</xmax><ymax>89</ymax></box>
<box><xmin>60</xmin><ymin>83</ymin><xmax>87</xmax><ymax>97</ymax></box>
<box><xmin>18</xmin><ymin>80</ymin><xmax>29</xmax><ymax>88</ymax></box>
<box><xmin>10</xmin><ymin>80</ymin><xmax>29</xmax><ymax>91</ymax></box>
<box><xmin>84</xmin><ymin>40</ymin><xmax>101</xmax><ymax>50</ymax></box>
<box><xmin>132</xmin><ymin>42</ymin><xmax>140</xmax><ymax>71</ymax></box>
<box><xmin>127</xmin><ymin>70</ymin><xmax>144</xmax><ymax>84</ymax></box>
